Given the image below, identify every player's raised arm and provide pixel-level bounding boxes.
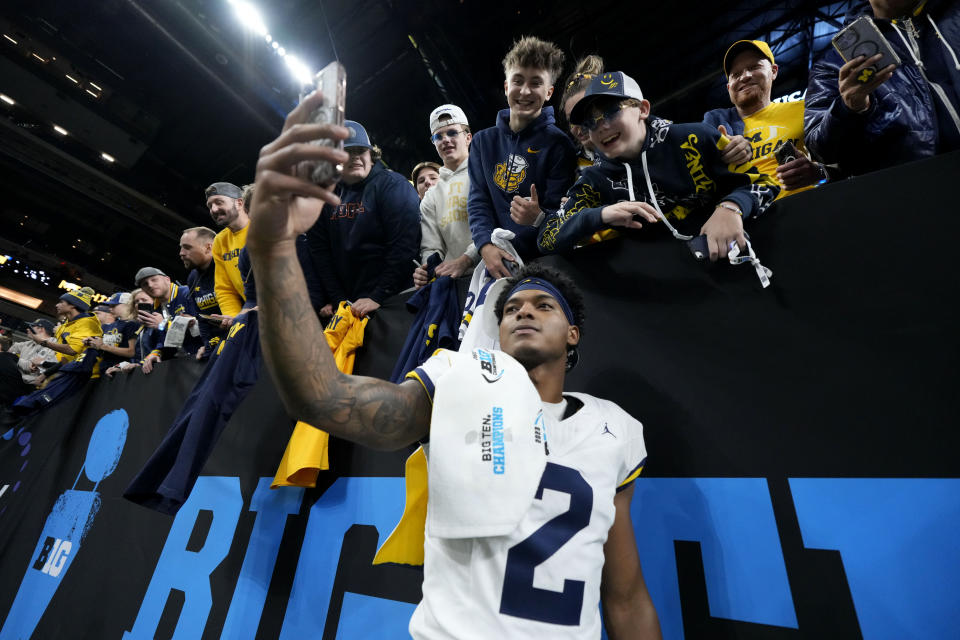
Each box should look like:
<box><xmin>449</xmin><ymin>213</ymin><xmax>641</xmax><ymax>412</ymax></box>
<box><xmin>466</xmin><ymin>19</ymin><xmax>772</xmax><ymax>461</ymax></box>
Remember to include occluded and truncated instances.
<box><xmin>247</xmin><ymin>92</ymin><xmax>431</xmax><ymax>450</ymax></box>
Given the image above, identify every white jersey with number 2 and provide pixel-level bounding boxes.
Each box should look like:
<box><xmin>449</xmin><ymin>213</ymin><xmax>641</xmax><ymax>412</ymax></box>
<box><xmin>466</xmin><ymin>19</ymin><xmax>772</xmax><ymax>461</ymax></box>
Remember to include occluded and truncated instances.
<box><xmin>407</xmin><ymin>349</ymin><xmax>648</xmax><ymax>639</ymax></box>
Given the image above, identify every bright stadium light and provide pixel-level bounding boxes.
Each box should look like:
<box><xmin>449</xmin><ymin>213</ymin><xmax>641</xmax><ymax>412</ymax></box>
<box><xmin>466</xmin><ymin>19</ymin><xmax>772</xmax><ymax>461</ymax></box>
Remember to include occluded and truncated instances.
<box><xmin>284</xmin><ymin>55</ymin><xmax>312</xmax><ymax>85</ymax></box>
<box><xmin>233</xmin><ymin>1</ymin><xmax>268</xmax><ymax>37</ymax></box>
<box><xmin>227</xmin><ymin>1</ymin><xmax>311</xmax><ymax>83</ymax></box>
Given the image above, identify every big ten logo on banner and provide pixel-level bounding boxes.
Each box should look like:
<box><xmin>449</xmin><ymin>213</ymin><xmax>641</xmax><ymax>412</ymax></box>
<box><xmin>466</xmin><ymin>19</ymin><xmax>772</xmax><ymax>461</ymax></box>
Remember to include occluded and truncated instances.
<box><xmin>631</xmin><ymin>478</ymin><xmax>960</xmax><ymax>640</ymax></box>
<box><xmin>113</xmin><ymin>474</ymin><xmax>960</xmax><ymax>639</ymax></box>
<box><xmin>0</xmin><ymin>410</ymin><xmax>129</xmax><ymax>639</ymax></box>
<box><xmin>123</xmin><ymin>476</ymin><xmax>417</xmax><ymax>639</ymax></box>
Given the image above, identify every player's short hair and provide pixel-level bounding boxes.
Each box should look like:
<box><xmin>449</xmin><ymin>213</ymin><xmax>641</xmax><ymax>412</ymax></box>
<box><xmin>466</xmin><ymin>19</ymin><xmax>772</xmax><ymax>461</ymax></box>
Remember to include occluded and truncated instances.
<box><xmin>241</xmin><ymin>183</ymin><xmax>254</xmax><ymax>214</ymax></box>
<box><xmin>494</xmin><ymin>263</ymin><xmax>585</xmax><ymax>333</ymax></box>
<box><xmin>182</xmin><ymin>226</ymin><xmax>216</xmax><ymax>243</ymax></box>
<box><xmin>0</xmin><ymin>335</ymin><xmax>11</xmax><ymax>352</ymax></box>
<box><xmin>502</xmin><ymin>36</ymin><xmax>565</xmax><ymax>85</ymax></box>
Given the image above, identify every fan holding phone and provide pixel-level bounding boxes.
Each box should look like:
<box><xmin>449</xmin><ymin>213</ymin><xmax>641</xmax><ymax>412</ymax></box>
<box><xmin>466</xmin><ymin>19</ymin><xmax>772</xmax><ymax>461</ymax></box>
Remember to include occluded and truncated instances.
<box><xmin>704</xmin><ymin>39</ymin><xmax>830</xmax><ymax>198</ymax></box>
<box><xmin>805</xmin><ymin>4</ymin><xmax>960</xmax><ymax>176</ymax></box>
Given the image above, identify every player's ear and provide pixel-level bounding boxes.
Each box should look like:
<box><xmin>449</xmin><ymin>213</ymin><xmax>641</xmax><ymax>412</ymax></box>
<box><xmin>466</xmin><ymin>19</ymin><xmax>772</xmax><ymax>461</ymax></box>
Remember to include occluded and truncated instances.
<box><xmin>770</xmin><ymin>63</ymin><xmax>779</xmax><ymax>81</ymax></box>
<box><xmin>567</xmin><ymin>324</ymin><xmax>580</xmax><ymax>348</ymax></box>
<box><xmin>545</xmin><ymin>85</ymin><xmax>554</xmax><ymax>101</ymax></box>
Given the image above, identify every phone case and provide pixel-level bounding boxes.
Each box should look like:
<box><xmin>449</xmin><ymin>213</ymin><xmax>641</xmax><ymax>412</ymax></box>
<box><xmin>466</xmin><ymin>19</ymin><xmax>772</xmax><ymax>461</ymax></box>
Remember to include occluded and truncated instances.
<box><xmin>774</xmin><ymin>141</ymin><xmax>799</xmax><ymax>165</ymax></box>
<box><xmin>832</xmin><ymin>15</ymin><xmax>902</xmax><ymax>75</ymax></box>
<box><xmin>297</xmin><ymin>61</ymin><xmax>347</xmax><ymax>187</ymax></box>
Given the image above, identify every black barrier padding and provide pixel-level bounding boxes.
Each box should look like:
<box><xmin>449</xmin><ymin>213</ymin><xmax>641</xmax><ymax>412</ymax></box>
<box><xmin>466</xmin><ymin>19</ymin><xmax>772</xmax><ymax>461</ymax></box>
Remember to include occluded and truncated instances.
<box><xmin>1</xmin><ymin>151</ymin><xmax>958</xmax><ymax>639</ymax></box>
<box><xmin>550</xmin><ymin>151</ymin><xmax>960</xmax><ymax>477</ymax></box>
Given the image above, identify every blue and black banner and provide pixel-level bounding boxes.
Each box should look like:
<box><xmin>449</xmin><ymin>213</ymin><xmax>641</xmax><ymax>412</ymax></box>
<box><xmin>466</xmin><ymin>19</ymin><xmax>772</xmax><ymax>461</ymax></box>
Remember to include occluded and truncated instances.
<box><xmin>1</xmin><ymin>152</ymin><xmax>959</xmax><ymax>639</ymax></box>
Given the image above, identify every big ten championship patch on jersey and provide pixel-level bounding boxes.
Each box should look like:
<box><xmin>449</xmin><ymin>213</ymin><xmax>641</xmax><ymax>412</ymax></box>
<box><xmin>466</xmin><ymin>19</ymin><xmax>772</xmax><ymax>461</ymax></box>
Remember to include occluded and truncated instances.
<box><xmin>494</xmin><ymin>154</ymin><xmax>529</xmax><ymax>194</ymax></box>
<box><xmin>427</xmin><ymin>348</ymin><xmax>546</xmax><ymax>539</ymax></box>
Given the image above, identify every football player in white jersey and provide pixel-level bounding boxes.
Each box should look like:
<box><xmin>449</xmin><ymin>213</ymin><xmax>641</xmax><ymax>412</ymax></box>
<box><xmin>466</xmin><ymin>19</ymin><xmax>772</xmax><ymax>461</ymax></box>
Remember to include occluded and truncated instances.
<box><xmin>246</xmin><ymin>90</ymin><xmax>662</xmax><ymax>639</ymax></box>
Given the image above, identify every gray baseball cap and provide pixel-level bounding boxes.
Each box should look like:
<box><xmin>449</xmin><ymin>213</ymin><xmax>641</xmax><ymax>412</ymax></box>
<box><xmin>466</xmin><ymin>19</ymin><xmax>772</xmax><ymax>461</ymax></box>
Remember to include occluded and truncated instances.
<box><xmin>134</xmin><ymin>266</ymin><xmax>168</xmax><ymax>286</ymax></box>
<box><xmin>204</xmin><ymin>182</ymin><xmax>242</xmax><ymax>200</ymax></box>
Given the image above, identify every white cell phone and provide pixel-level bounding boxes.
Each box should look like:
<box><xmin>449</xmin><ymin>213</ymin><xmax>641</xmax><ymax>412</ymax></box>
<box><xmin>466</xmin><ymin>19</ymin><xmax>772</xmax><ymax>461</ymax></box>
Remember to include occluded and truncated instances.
<box><xmin>297</xmin><ymin>61</ymin><xmax>347</xmax><ymax>187</ymax></box>
<box><xmin>832</xmin><ymin>16</ymin><xmax>901</xmax><ymax>73</ymax></box>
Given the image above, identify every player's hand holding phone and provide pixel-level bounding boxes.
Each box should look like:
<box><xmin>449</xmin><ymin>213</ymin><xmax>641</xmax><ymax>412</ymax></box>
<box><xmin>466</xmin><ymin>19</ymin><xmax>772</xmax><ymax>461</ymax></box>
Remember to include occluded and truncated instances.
<box><xmin>247</xmin><ymin>87</ymin><xmax>350</xmax><ymax>255</ymax></box>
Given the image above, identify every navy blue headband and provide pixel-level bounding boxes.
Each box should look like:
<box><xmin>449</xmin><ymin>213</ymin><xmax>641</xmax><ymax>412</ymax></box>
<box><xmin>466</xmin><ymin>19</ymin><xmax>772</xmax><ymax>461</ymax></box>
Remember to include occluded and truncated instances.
<box><xmin>506</xmin><ymin>277</ymin><xmax>575</xmax><ymax>324</ymax></box>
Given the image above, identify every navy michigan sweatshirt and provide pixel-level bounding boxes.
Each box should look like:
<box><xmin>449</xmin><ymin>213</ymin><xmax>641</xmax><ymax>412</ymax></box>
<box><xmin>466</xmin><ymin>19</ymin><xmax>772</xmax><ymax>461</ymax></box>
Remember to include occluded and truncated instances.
<box><xmin>307</xmin><ymin>162</ymin><xmax>421</xmax><ymax>305</ymax></box>
<box><xmin>468</xmin><ymin>106</ymin><xmax>576</xmax><ymax>259</ymax></box>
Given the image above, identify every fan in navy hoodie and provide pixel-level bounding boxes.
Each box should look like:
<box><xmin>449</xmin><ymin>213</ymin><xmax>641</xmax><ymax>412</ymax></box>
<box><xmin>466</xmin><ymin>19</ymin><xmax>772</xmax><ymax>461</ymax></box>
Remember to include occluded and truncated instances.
<box><xmin>468</xmin><ymin>106</ymin><xmax>577</xmax><ymax>263</ymax></box>
<box><xmin>307</xmin><ymin>120</ymin><xmax>420</xmax><ymax>317</ymax></box>
<box><xmin>468</xmin><ymin>37</ymin><xmax>577</xmax><ymax>270</ymax></box>
<box><xmin>540</xmin><ymin>72</ymin><xmax>780</xmax><ymax>256</ymax></box>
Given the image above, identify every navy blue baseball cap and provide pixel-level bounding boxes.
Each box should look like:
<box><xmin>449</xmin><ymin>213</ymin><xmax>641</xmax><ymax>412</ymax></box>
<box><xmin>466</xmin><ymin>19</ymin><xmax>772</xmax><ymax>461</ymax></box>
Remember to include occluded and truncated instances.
<box><xmin>569</xmin><ymin>71</ymin><xmax>645</xmax><ymax>125</ymax></box>
<box><xmin>27</xmin><ymin>318</ymin><xmax>55</xmax><ymax>333</ymax></box>
<box><xmin>343</xmin><ymin>120</ymin><xmax>372</xmax><ymax>149</ymax></box>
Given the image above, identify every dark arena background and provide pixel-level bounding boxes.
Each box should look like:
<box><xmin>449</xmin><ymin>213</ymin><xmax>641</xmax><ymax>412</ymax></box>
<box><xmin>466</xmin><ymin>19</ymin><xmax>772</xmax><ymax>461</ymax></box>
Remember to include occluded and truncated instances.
<box><xmin>1</xmin><ymin>1</ymin><xmax>959</xmax><ymax>638</ymax></box>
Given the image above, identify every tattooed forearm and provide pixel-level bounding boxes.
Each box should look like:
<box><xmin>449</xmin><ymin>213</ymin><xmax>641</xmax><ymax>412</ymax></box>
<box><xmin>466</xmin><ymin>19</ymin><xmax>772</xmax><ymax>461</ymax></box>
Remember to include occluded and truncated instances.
<box><xmin>253</xmin><ymin>247</ymin><xmax>430</xmax><ymax>449</ymax></box>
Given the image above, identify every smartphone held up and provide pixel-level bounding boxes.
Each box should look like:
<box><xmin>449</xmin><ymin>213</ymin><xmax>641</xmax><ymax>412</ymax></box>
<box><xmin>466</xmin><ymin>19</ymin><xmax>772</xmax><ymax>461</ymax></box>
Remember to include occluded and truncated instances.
<box><xmin>831</xmin><ymin>16</ymin><xmax>901</xmax><ymax>76</ymax></box>
<box><xmin>297</xmin><ymin>61</ymin><xmax>347</xmax><ymax>188</ymax></box>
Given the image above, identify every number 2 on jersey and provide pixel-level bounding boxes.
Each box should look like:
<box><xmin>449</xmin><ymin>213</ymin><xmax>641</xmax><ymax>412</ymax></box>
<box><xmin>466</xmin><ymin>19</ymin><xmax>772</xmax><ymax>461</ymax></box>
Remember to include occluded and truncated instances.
<box><xmin>499</xmin><ymin>462</ymin><xmax>593</xmax><ymax>625</ymax></box>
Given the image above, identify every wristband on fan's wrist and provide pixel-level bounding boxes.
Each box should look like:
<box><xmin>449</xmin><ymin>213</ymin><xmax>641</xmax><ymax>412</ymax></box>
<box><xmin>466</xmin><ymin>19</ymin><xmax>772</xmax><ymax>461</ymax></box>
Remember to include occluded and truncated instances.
<box><xmin>717</xmin><ymin>202</ymin><xmax>743</xmax><ymax>216</ymax></box>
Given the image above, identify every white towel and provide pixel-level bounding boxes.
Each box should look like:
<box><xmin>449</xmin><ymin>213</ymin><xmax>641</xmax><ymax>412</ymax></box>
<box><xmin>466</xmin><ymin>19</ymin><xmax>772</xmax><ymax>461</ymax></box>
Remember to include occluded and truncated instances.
<box><xmin>457</xmin><ymin>228</ymin><xmax>523</xmax><ymax>347</ymax></box>
<box><xmin>427</xmin><ymin>348</ymin><xmax>546</xmax><ymax>539</ymax></box>
<box><xmin>458</xmin><ymin>278</ymin><xmax>509</xmax><ymax>353</ymax></box>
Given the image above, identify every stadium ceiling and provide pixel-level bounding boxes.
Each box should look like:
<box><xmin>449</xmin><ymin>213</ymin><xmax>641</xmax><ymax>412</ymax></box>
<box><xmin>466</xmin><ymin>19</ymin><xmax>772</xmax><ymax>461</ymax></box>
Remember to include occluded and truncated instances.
<box><xmin>0</xmin><ymin>0</ymin><xmax>858</xmax><ymax>290</ymax></box>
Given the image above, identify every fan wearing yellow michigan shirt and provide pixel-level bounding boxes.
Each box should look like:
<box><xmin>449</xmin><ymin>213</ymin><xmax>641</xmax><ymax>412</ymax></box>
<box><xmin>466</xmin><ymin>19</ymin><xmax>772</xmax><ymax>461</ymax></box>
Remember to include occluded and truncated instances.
<box><xmin>41</xmin><ymin>287</ymin><xmax>103</xmax><ymax>364</ymax></box>
<box><xmin>704</xmin><ymin>40</ymin><xmax>832</xmax><ymax>200</ymax></box>
<box><xmin>205</xmin><ymin>181</ymin><xmax>249</xmax><ymax>320</ymax></box>
<box><xmin>272</xmin><ymin>301</ymin><xmax>369</xmax><ymax>488</ymax></box>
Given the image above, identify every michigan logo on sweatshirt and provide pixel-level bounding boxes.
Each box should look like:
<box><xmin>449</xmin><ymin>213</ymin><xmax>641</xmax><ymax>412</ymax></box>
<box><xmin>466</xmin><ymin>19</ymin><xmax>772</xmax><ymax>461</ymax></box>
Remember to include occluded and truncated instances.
<box><xmin>493</xmin><ymin>154</ymin><xmax>528</xmax><ymax>193</ymax></box>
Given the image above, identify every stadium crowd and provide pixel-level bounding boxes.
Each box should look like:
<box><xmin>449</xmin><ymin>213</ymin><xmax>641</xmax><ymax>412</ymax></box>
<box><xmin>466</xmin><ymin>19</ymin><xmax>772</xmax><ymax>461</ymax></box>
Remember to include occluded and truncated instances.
<box><xmin>2</xmin><ymin>1</ymin><xmax>958</xmax><ymax>417</ymax></box>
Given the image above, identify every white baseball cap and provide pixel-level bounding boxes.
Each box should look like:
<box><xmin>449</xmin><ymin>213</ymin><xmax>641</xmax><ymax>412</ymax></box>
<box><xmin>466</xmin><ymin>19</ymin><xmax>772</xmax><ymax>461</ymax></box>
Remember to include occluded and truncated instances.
<box><xmin>429</xmin><ymin>104</ymin><xmax>469</xmax><ymax>133</ymax></box>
